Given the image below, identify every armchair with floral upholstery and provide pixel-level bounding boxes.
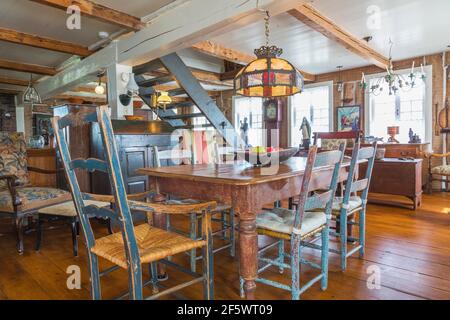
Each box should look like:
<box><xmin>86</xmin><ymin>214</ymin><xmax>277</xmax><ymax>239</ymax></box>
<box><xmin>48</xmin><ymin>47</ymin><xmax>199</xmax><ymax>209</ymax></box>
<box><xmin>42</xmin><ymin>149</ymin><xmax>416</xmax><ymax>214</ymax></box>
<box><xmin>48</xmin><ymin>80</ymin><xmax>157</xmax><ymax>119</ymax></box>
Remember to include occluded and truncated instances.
<box><xmin>425</xmin><ymin>151</ymin><xmax>450</xmax><ymax>194</ymax></box>
<box><xmin>0</xmin><ymin>132</ymin><xmax>71</xmax><ymax>253</ymax></box>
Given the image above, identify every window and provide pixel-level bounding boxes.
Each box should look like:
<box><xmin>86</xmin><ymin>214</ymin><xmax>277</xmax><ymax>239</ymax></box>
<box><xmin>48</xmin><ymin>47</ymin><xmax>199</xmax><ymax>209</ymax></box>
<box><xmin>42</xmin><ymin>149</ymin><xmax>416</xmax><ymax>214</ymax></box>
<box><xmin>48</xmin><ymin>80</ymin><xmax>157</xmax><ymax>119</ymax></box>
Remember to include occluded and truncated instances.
<box><xmin>366</xmin><ymin>67</ymin><xmax>431</xmax><ymax>143</ymax></box>
<box><xmin>289</xmin><ymin>82</ymin><xmax>333</xmax><ymax>147</ymax></box>
<box><xmin>233</xmin><ymin>97</ymin><xmax>264</xmax><ymax>147</ymax></box>
<box><xmin>192</xmin><ymin>106</ymin><xmax>210</xmax><ymax>130</ymax></box>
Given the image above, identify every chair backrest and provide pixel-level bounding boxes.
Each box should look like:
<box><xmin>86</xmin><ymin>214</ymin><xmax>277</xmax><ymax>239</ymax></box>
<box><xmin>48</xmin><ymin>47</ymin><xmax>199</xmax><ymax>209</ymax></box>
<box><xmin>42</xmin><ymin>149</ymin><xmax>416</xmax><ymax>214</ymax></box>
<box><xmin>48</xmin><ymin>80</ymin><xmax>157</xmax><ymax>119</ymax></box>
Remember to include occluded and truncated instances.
<box><xmin>52</xmin><ymin>106</ymin><xmax>141</xmax><ymax>266</ymax></box>
<box><xmin>313</xmin><ymin>131</ymin><xmax>361</xmax><ymax>150</ymax></box>
<box><xmin>293</xmin><ymin>143</ymin><xmax>345</xmax><ymax>232</ymax></box>
<box><xmin>152</xmin><ymin>145</ymin><xmax>194</xmax><ymax>167</ymax></box>
<box><xmin>0</xmin><ymin>132</ymin><xmax>29</xmax><ymax>189</ymax></box>
<box><xmin>341</xmin><ymin>141</ymin><xmax>377</xmax><ymax>206</ymax></box>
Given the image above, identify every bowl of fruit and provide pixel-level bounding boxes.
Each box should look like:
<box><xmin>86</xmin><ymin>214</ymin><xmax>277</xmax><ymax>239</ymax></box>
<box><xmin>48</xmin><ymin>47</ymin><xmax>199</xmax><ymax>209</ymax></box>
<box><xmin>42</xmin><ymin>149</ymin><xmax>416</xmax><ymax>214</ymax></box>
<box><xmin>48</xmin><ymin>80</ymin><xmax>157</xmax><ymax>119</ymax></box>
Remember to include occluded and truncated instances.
<box><xmin>235</xmin><ymin>146</ymin><xmax>299</xmax><ymax>167</ymax></box>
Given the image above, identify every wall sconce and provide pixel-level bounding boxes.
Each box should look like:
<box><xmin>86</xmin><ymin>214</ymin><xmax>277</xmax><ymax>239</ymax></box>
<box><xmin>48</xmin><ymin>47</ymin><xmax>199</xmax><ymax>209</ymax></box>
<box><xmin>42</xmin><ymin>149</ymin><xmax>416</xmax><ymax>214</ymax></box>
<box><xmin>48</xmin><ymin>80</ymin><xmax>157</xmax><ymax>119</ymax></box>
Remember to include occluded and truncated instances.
<box><xmin>95</xmin><ymin>71</ymin><xmax>105</xmax><ymax>95</ymax></box>
<box><xmin>157</xmin><ymin>91</ymin><xmax>172</xmax><ymax>110</ymax></box>
<box><xmin>119</xmin><ymin>72</ymin><xmax>139</xmax><ymax>106</ymax></box>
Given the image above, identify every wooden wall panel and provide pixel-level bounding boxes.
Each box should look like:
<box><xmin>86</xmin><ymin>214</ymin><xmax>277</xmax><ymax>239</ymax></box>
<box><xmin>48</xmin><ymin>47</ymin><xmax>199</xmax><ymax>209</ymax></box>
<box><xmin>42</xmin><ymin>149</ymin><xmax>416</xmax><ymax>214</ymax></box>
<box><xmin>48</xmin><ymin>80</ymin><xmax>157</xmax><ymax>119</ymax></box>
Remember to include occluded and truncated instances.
<box><xmin>27</xmin><ymin>148</ymin><xmax>57</xmax><ymax>187</ymax></box>
<box><xmin>314</xmin><ymin>52</ymin><xmax>450</xmax><ymax>189</ymax></box>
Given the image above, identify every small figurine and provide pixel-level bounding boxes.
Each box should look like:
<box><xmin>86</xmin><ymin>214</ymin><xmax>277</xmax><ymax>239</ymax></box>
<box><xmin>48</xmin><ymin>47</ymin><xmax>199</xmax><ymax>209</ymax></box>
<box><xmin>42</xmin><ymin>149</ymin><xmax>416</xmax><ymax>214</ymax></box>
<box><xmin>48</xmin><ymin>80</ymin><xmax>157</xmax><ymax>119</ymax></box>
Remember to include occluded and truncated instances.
<box><xmin>240</xmin><ymin>117</ymin><xmax>249</xmax><ymax>149</ymax></box>
<box><xmin>408</xmin><ymin>128</ymin><xmax>421</xmax><ymax>143</ymax></box>
<box><xmin>300</xmin><ymin>117</ymin><xmax>312</xmax><ymax>150</ymax></box>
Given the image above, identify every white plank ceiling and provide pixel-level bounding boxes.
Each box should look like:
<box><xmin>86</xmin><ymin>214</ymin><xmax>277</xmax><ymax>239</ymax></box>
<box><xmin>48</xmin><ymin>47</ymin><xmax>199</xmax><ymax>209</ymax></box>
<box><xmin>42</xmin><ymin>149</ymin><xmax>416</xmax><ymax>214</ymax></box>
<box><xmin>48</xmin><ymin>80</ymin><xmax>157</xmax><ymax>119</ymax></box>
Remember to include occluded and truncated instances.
<box><xmin>0</xmin><ymin>0</ymin><xmax>449</xmax><ymax>94</ymax></box>
<box><xmin>211</xmin><ymin>0</ymin><xmax>450</xmax><ymax>74</ymax></box>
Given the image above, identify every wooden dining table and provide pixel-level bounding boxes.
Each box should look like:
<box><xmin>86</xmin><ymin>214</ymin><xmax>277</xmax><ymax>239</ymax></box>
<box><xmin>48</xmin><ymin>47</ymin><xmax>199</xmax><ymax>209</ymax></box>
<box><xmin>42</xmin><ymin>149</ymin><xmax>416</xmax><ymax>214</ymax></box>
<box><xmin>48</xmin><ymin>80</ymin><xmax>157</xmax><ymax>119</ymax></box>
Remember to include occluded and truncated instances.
<box><xmin>138</xmin><ymin>157</ymin><xmax>352</xmax><ymax>299</ymax></box>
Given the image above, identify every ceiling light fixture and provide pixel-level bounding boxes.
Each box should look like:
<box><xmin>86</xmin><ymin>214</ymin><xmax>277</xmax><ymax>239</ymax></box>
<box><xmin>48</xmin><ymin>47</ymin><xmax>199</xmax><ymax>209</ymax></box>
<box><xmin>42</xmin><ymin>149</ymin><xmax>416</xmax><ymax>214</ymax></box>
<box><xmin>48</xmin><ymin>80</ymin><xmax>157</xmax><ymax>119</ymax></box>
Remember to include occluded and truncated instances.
<box><xmin>234</xmin><ymin>10</ymin><xmax>303</xmax><ymax>97</ymax></box>
<box><xmin>98</xmin><ymin>31</ymin><xmax>110</xmax><ymax>39</ymax></box>
<box><xmin>23</xmin><ymin>74</ymin><xmax>41</xmax><ymax>105</ymax></box>
<box><xmin>360</xmin><ymin>39</ymin><xmax>426</xmax><ymax>96</ymax></box>
<box><xmin>336</xmin><ymin>66</ymin><xmax>344</xmax><ymax>92</ymax></box>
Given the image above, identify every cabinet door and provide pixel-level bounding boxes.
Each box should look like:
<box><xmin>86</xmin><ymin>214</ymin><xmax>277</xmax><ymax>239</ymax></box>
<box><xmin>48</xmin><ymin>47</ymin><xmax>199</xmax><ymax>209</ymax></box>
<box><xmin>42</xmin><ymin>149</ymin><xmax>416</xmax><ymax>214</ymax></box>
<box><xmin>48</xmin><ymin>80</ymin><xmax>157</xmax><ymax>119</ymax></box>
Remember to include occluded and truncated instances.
<box><xmin>121</xmin><ymin>146</ymin><xmax>149</xmax><ymax>194</ymax></box>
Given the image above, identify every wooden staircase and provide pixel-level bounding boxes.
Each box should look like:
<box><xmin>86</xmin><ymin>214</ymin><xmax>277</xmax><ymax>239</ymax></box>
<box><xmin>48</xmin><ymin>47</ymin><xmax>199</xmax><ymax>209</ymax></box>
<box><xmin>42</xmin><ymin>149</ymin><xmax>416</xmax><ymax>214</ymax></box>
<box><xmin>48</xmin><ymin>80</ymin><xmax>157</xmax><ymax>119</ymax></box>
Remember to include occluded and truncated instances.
<box><xmin>133</xmin><ymin>53</ymin><xmax>242</xmax><ymax>148</ymax></box>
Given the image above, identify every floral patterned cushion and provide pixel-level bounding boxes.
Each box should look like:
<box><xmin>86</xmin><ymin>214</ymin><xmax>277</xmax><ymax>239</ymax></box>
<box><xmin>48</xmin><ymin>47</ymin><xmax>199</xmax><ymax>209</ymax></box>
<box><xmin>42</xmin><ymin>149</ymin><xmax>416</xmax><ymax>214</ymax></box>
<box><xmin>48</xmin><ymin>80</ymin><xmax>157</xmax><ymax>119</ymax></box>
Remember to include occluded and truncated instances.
<box><xmin>0</xmin><ymin>132</ymin><xmax>29</xmax><ymax>190</ymax></box>
<box><xmin>0</xmin><ymin>187</ymin><xmax>71</xmax><ymax>213</ymax></box>
<box><xmin>431</xmin><ymin>165</ymin><xmax>450</xmax><ymax>175</ymax></box>
<box><xmin>320</xmin><ymin>139</ymin><xmax>347</xmax><ymax>151</ymax></box>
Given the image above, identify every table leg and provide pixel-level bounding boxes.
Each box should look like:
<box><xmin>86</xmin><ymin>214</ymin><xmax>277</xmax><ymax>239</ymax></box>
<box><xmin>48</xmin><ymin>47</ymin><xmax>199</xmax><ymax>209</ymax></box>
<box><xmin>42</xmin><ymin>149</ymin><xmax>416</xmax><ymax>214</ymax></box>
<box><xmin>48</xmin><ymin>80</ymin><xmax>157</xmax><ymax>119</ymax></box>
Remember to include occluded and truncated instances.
<box><xmin>239</xmin><ymin>215</ymin><xmax>258</xmax><ymax>300</ymax></box>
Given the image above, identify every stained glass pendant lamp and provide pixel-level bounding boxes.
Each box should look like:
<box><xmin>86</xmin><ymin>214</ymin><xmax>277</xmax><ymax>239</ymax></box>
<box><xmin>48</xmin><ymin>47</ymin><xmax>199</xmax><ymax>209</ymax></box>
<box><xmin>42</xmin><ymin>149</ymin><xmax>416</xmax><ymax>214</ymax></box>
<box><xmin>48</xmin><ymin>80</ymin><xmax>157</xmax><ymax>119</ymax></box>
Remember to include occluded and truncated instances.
<box><xmin>234</xmin><ymin>11</ymin><xmax>303</xmax><ymax>97</ymax></box>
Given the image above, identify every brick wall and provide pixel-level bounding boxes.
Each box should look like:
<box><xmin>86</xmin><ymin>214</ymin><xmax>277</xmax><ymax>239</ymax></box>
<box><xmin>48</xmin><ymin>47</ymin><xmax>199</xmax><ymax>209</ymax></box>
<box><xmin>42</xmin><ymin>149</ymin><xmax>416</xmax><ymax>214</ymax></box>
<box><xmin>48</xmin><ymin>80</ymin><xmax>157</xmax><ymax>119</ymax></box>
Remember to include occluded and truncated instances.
<box><xmin>0</xmin><ymin>94</ymin><xmax>17</xmax><ymax>132</ymax></box>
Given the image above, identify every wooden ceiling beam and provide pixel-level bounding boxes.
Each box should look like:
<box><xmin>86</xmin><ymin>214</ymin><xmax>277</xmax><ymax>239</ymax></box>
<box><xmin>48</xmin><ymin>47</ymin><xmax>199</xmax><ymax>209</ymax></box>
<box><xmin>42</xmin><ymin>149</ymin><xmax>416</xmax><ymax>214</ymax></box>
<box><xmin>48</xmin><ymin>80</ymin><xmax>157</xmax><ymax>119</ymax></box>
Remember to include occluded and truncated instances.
<box><xmin>0</xmin><ymin>59</ymin><xmax>57</xmax><ymax>76</ymax></box>
<box><xmin>0</xmin><ymin>27</ymin><xmax>92</xmax><ymax>57</ymax></box>
<box><xmin>0</xmin><ymin>88</ymin><xmax>21</xmax><ymax>95</ymax></box>
<box><xmin>0</xmin><ymin>76</ymin><xmax>30</xmax><ymax>87</ymax></box>
<box><xmin>192</xmin><ymin>40</ymin><xmax>316</xmax><ymax>82</ymax></box>
<box><xmin>288</xmin><ymin>4</ymin><xmax>389</xmax><ymax>69</ymax></box>
<box><xmin>47</xmin><ymin>94</ymin><xmax>106</xmax><ymax>104</ymax></box>
<box><xmin>192</xmin><ymin>41</ymin><xmax>255</xmax><ymax>65</ymax></box>
<box><xmin>37</xmin><ymin>0</ymin><xmax>305</xmax><ymax>99</ymax></box>
<box><xmin>143</xmin><ymin>65</ymin><xmax>233</xmax><ymax>87</ymax></box>
<box><xmin>29</xmin><ymin>0</ymin><xmax>145</xmax><ymax>31</ymax></box>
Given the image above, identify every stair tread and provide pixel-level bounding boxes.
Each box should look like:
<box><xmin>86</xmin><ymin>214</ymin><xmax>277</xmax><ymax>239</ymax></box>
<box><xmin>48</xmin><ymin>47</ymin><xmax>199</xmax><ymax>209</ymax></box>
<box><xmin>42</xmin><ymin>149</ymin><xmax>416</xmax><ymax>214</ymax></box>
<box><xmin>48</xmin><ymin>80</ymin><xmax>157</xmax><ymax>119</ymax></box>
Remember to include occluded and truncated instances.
<box><xmin>161</xmin><ymin>113</ymin><xmax>204</xmax><ymax>120</ymax></box>
<box><xmin>137</xmin><ymin>75</ymin><xmax>174</xmax><ymax>87</ymax></box>
<box><xmin>173</xmin><ymin>124</ymin><xmax>213</xmax><ymax>129</ymax></box>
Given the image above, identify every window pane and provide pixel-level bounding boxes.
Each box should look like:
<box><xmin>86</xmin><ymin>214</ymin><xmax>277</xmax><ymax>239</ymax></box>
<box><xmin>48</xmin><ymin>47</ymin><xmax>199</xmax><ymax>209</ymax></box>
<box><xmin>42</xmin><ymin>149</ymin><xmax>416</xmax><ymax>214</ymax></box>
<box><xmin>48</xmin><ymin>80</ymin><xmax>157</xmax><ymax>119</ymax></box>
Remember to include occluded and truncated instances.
<box><xmin>368</xmin><ymin>72</ymin><xmax>425</xmax><ymax>143</ymax></box>
<box><xmin>233</xmin><ymin>97</ymin><xmax>264</xmax><ymax>147</ymax></box>
<box><xmin>191</xmin><ymin>106</ymin><xmax>211</xmax><ymax>131</ymax></box>
<box><xmin>290</xmin><ymin>84</ymin><xmax>331</xmax><ymax>147</ymax></box>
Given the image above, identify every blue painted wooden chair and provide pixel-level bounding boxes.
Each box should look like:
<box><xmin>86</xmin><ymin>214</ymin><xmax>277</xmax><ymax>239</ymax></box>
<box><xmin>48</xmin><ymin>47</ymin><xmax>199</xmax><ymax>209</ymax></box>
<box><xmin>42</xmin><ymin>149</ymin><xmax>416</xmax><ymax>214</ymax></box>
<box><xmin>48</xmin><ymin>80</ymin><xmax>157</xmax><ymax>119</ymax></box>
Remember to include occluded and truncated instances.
<box><xmin>153</xmin><ymin>146</ymin><xmax>235</xmax><ymax>273</ymax></box>
<box><xmin>52</xmin><ymin>105</ymin><xmax>215</xmax><ymax>300</ymax></box>
<box><xmin>240</xmin><ymin>144</ymin><xmax>345</xmax><ymax>300</ymax></box>
<box><xmin>329</xmin><ymin>141</ymin><xmax>377</xmax><ymax>270</ymax></box>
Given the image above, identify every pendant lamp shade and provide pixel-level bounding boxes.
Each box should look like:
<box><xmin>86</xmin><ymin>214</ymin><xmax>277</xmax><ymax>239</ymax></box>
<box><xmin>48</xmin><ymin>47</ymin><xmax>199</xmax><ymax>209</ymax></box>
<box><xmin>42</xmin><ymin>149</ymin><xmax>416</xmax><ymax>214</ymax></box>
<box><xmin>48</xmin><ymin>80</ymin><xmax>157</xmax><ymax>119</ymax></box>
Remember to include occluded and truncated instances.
<box><xmin>157</xmin><ymin>91</ymin><xmax>172</xmax><ymax>106</ymax></box>
<box><xmin>234</xmin><ymin>46</ymin><xmax>303</xmax><ymax>97</ymax></box>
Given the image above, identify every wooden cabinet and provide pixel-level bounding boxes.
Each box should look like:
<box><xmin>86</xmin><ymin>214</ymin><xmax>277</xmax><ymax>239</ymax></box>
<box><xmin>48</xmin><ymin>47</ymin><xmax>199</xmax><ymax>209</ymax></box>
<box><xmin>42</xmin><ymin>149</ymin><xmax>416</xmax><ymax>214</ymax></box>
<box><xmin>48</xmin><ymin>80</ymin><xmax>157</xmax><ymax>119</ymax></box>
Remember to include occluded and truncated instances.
<box><xmin>50</xmin><ymin>103</ymin><xmax>176</xmax><ymax>195</ymax></box>
<box><xmin>90</xmin><ymin>121</ymin><xmax>176</xmax><ymax>195</ymax></box>
<box><xmin>360</xmin><ymin>159</ymin><xmax>423</xmax><ymax>210</ymax></box>
<box><xmin>362</xmin><ymin>143</ymin><xmax>429</xmax><ymax>186</ymax></box>
<box><xmin>377</xmin><ymin>143</ymin><xmax>429</xmax><ymax>158</ymax></box>
<box><xmin>122</xmin><ymin>146</ymin><xmax>150</xmax><ymax>194</ymax></box>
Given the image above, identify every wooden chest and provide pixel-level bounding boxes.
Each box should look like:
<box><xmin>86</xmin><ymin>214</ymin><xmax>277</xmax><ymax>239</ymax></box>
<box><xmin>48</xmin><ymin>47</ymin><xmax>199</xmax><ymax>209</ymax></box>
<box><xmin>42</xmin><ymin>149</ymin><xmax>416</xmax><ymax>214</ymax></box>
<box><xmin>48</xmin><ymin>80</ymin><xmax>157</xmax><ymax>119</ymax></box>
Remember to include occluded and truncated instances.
<box><xmin>360</xmin><ymin>158</ymin><xmax>423</xmax><ymax>210</ymax></box>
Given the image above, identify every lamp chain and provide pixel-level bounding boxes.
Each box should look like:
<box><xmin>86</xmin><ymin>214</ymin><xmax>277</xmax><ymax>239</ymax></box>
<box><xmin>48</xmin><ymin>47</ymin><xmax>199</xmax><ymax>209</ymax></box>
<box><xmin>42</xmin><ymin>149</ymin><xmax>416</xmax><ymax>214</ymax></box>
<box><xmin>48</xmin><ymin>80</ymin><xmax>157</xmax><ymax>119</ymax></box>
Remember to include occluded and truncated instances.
<box><xmin>264</xmin><ymin>10</ymin><xmax>270</xmax><ymax>46</ymax></box>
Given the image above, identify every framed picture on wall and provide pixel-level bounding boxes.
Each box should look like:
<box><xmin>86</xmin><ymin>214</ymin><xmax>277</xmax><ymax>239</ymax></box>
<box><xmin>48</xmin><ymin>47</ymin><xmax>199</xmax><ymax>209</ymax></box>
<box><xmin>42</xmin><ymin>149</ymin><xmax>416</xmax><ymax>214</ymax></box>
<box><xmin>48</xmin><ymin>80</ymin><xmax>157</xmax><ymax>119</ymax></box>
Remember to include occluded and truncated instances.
<box><xmin>337</xmin><ymin>105</ymin><xmax>362</xmax><ymax>132</ymax></box>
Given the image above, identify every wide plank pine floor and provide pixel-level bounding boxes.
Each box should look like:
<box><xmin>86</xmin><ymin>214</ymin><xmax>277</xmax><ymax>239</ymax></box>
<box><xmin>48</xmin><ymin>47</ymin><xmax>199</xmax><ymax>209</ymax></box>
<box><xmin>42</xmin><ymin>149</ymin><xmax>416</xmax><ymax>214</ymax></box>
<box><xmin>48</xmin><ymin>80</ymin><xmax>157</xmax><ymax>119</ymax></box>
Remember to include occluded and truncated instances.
<box><xmin>0</xmin><ymin>193</ymin><xmax>449</xmax><ymax>300</ymax></box>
